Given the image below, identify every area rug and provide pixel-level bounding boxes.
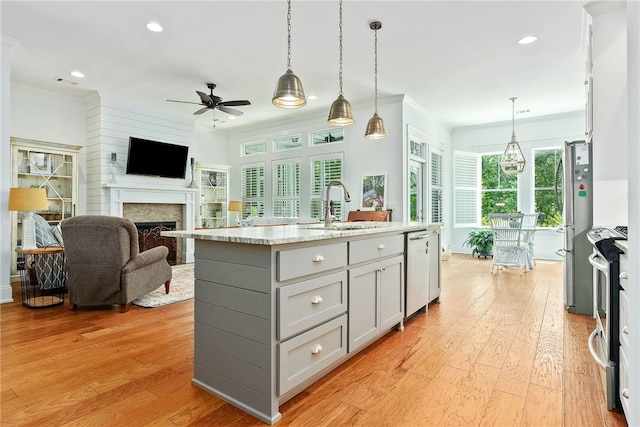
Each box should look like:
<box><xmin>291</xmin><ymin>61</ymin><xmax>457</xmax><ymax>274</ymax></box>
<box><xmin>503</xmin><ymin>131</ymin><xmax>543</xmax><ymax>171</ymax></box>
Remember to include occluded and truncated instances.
<box><xmin>132</xmin><ymin>263</ymin><xmax>194</xmax><ymax>308</ymax></box>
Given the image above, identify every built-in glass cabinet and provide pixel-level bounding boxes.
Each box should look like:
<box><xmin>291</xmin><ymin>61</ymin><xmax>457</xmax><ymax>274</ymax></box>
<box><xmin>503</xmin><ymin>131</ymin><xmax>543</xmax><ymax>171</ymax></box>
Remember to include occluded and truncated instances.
<box><xmin>10</xmin><ymin>138</ymin><xmax>81</xmax><ymax>274</ymax></box>
<box><xmin>196</xmin><ymin>163</ymin><xmax>230</xmax><ymax>228</ymax></box>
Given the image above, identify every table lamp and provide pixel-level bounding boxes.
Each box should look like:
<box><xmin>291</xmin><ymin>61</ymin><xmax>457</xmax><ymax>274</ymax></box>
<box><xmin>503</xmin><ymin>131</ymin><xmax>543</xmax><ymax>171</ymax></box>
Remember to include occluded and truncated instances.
<box><xmin>8</xmin><ymin>187</ymin><xmax>49</xmax><ymax>250</ymax></box>
<box><xmin>228</xmin><ymin>200</ymin><xmax>243</xmax><ymax>226</ymax></box>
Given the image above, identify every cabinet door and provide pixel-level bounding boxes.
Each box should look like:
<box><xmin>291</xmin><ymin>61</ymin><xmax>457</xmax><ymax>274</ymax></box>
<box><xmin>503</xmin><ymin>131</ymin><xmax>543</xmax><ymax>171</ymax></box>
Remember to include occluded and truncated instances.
<box><xmin>197</xmin><ymin>165</ymin><xmax>229</xmax><ymax>228</ymax></box>
<box><xmin>348</xmin><ymin>263</ymin><xmax>379</xmax><ymax>352</ymax></box>
<box><xmin>380</xmin><ymin>255</ymin><xmax>404</xmax><ymax>330</ymax></box>
<box><xmin>428</xmin><ymin>230</ymin><xmax>441</xmax><ymax>302</ymax></box>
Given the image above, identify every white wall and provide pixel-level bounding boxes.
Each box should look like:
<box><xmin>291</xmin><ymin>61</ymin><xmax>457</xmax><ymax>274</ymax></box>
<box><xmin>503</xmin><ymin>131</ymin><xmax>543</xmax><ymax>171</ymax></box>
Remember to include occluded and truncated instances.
<box><xmin>450</xmin><ymin>111</ymin><xmax>584</xmax><ymax>259</ymax></box>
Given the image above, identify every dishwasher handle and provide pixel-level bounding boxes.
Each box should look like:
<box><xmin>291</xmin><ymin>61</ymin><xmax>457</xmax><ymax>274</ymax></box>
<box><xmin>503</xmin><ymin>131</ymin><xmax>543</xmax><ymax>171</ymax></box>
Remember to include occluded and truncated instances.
<box><xmin>408</xmin><ymin>235</ymin><xmax>427</xmax><ymax>241</ymax></box>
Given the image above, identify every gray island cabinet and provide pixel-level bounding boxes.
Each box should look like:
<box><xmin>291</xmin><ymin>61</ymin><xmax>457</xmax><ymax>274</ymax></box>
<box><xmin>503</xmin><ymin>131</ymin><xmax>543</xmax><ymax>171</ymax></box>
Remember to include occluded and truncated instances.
<box><xmin>163</xmin><ymin>222</ymin><xmax>439</xmax><ymax>424</ymax></box>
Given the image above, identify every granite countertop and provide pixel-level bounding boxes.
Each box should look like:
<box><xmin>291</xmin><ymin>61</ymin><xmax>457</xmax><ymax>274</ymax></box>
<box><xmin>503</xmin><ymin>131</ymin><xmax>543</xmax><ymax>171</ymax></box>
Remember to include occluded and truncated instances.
<box><xmin>162</xmin><ymin>222</ymin><xmax>440</xmax><ymax>246</ymax></box>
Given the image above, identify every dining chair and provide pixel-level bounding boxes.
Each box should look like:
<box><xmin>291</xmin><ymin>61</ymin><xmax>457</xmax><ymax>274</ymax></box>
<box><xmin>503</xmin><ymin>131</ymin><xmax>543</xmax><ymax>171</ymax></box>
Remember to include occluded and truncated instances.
<box><xmin>489</xmin><ymin>213</ymin><xmax>528</xmax><ymax>275</ymax></box>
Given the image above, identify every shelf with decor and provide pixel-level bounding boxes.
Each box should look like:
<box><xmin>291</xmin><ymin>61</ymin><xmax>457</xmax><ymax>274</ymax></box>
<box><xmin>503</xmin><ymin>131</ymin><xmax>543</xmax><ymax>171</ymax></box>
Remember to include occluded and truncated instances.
<box><xmin>196</xmin><ymin>163</ymin><xmax>230</xmax><ymax>229</ymax></box>
<box><xmin>10</xmin><ymin>138</ymin><xmax>81</xmax><ymax>276</ymax></box>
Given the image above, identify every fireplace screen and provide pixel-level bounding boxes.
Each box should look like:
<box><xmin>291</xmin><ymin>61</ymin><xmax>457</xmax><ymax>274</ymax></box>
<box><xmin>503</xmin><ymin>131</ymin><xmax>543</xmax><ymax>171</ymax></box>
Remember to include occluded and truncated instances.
<box><xmin>135</xmin><ymin>221</ymin><xmax>178</xmax><ymax>265</ymax></box>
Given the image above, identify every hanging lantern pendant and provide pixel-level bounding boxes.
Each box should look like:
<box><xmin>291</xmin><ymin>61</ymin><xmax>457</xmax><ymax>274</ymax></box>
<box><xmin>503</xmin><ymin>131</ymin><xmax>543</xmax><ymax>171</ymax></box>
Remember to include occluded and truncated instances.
<box><xmin>500</xmin><ymin>97</ymin><xmax>526</xmax><ymax>174</ymax></box>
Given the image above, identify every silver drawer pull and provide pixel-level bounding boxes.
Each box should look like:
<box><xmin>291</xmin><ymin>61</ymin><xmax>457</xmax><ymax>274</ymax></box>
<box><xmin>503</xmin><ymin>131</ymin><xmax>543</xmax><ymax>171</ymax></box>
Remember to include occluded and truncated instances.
<box><xmin>311</xmin><ymin>295</ymin><xmax>323</xmax><ymax>304</ymax></box>
<box><xmin>377</xmin><ymin>244</ymin><xmax>385</xmax><ymax>250</ymax></box>
<box><xmin>620</xmin><ymin>271</ymin><xmax>629</xmax><ymax>280</ymax></box>
<box><xmin>623</xmin><ymin>389</ymin><xmax>630</xmax><ymax>399</ymax></box>
<box><xmin>311</xmin><ymin>344</ymin><xmax>323</xmax><ymax>354</ymax></box>
<box><xmin>623</xmin><ymin>326</ymin><xmax>630</xmax><ymax>335</ymax></box>
<box><xmin>312</xmin><ymin>255</ymin><xmax>325</xmax><ymax>263</ymax></box>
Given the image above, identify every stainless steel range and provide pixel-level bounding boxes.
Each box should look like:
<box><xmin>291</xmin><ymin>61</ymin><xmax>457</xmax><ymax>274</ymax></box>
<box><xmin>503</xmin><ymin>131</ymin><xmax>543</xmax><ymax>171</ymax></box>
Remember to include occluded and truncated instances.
<box><xmin>587</xmin><ymin>225</ymin><xmax>627</xmax><ymax>411</ymax></box>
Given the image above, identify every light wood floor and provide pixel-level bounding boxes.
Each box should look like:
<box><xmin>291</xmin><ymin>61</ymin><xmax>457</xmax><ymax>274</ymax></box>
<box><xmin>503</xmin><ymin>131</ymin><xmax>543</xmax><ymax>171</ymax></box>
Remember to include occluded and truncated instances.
<box><xmin>1</xmin><ymin>254</ymin><xmax>629</xmax><ymax>426</ymax></box>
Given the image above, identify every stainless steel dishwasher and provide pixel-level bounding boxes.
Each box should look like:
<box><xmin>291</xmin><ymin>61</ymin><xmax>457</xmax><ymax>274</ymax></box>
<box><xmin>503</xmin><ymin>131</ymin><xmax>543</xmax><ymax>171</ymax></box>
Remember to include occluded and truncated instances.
<box><xmin>405</xmin><ymin>230</ymin><xmax>430</xmax><ymax>317</ymax></box>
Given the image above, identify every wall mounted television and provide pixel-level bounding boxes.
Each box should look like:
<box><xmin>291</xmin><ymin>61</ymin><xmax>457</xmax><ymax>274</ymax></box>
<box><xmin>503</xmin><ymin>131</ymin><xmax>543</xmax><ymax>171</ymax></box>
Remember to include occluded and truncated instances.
<box><xmin>125</xmin><ymin>137</ymin><xmax>189</xmax><ymax>179</ymax></box>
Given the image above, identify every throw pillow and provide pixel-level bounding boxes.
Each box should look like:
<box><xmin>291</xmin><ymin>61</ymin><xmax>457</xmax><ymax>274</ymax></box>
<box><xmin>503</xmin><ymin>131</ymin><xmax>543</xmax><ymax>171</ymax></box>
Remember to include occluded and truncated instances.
<box><xmin>52</xmin><ymin>222</ymin><xmax>64</xmax><ymax>246</ymax></box>
<box><xmin>33</xmin><ymin>214</ymin><xmax>61</xmax><ymax>247</ymax></box>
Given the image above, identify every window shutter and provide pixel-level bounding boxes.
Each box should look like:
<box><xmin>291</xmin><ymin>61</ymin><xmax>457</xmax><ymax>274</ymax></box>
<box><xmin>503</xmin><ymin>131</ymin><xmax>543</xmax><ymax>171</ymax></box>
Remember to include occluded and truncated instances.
<box><xmin>454</xmin><ymin>151</ymin><xmax>479</xmax><ymax>227</ymax></box>
<box><xmin>430</xmin><ymin>148</ymin><xmax>444</xmax><ymax>223</ymax></box>
<box><xmin>310</xmin><ymin>154</ymin><xmax>344</xmax><ymax>220</ymax></box>
<box><xmin>272</xmin><ymin>159</ymin><xmax>300</xmax><ymax>218</ymax></box>
<box><xmin>241</xmin><ymin>163</ymin><xmax>265</xmax><ymax>218</ymax></box>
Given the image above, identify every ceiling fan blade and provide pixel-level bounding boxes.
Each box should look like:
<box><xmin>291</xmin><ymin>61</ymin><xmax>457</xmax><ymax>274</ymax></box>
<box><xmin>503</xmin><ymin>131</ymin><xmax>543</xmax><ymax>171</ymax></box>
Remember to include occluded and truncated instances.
<box><xmin>219</xmin><ymin>100</ymin><xmax>251</xmax><ymax>107</ymax></box>
<box><xmin>217</xmin><ymin>105</ymin><xmax>243</xmax><ymax>116</ymax></box>
<box><xmin>196</xmin><ymin>91</ymin><xmax>213</xmax><ymax>105</ymax></box>
<box><xmin>167</xmin><ymin>99</ymin><xmax>203</xmax><ymax>105</ymax></box>
<box><xmin>193</xmin><ymin>106</ymin><xmax>210</xmax><ymax>115</ymax></box>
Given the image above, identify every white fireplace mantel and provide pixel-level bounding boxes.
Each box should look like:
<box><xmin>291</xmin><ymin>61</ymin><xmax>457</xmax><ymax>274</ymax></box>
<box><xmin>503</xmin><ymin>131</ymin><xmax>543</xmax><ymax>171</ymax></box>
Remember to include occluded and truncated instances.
<box><xmin>105</xmin><ymin>183</ymin><xmax>198</xmax><ymax>262</ymax></box>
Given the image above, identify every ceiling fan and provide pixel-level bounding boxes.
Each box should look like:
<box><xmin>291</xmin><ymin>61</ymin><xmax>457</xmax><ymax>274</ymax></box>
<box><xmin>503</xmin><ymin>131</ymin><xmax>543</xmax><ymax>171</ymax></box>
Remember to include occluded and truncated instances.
<box><xmin>167</xmin><ymin>83</ymin><xmax>251</xmax><ymax>116</ymax></box>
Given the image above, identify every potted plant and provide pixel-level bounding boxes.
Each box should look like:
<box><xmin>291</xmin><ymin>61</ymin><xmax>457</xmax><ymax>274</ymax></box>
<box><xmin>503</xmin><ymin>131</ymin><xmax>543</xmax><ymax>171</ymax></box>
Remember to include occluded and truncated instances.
<box><xmin>463</xmin><ymin>229</ymin><xmax>494</xmax><ymax>258</ymax></box>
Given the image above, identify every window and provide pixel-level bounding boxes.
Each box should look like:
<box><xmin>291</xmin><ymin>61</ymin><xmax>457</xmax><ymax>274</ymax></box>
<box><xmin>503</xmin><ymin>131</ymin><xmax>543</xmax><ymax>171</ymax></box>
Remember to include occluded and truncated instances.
<box><xmin>272</xmin><ymin>159</ymin><xmax>300</xmax><ymax>217</ymax></box>
<box><xmin>241</xmin><ymin>163</ymin><xmax>265</xmax><ymax>218</ymax></box>
<box><xmin>311</xmin><ymin>129</ymin><xmax>344</xmax><ymax>146</ymax></box>
<box><xmin>430</xmin><ymin>148</ymin><xmax>444</xmax><ymax>223</ymax></box>
<box><xmin>310</xmin><ymin>154</ymin><xmax>344</xmax><ymax>220</ymax></box>
<box><xmin>242</xmin><ymin>141</ymin><xmax>267</xmax><ymax>156</ymax></box>
<box><xmin>480</xmin><ymin>153</ymin><xmax>518</xmax><ymax>225</ymax></box>
<box><xmin>533</xmin><ymin>147</ymin><xmax>562</xmax><ymax>227</ymax></box>
<box><xmin>274</xmin><ymin>135</ymin><xmax>301</xmax><ymax>151</ymax></box>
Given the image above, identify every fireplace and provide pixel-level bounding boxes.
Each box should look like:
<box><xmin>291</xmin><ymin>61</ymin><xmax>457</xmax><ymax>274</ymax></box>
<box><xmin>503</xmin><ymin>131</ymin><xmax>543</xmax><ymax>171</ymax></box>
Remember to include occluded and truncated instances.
<box><xmin>107</xmin><ymin>184</ymin><xmax>198</xmax><ymax>263</ymax></box>
<box><xmin>136</xmin><ymin>221</ymin><xmax>178</xmax><ymax>265</ymax></box>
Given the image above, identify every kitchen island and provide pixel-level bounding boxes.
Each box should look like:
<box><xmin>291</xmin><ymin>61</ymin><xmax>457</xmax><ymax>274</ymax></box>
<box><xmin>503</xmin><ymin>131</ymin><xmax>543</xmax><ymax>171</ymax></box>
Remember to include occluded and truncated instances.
<box><xmin>164</xmin><ymin>222</ymin><xmax>440</xmax><ymax>424</ymax></box>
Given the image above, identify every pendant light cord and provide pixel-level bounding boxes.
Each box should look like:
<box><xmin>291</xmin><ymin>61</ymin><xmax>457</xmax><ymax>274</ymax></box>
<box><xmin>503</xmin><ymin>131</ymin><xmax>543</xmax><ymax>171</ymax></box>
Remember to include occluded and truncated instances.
<box><xmin>374</xmin><ymin>26</ymin><xmax>378</xmax><ymax>113</ymax></box>
<box><xmin>511</xmin><ymin>97</ymin><xmax>516</xmax><ymax>138</ymax></box>
<box><xmin>286</xmin><ymin>0</ymin><xmax>292</xmax><ymax>70</ymax></box>
<box><xmin>338</xmin><ymin>0</ymin><xmax>344</xmax><ymax>95</ymax></box>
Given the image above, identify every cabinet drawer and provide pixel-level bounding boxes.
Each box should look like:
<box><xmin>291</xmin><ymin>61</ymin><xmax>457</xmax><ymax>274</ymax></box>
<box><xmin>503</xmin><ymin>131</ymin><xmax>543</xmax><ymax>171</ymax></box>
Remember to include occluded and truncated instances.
<box><xmin>277</xmin><ymin>242</ymin><xmax>347</xmax><ymax>281</ymax></box>
<box><xmin>619</xmin><ymin>289</ymin><xmax>629</xmax><ymax>351</ymax></box>
<box><xmin>619</xmin><ymin>345</ymin><xmax>630</xmax><ymax>416</ymax></box>
<box><xmin>278</xmin><ymin>314</ymin><xmax>347</xmax><ymax>395</ymax></box>
<box><xmin>349</xmin><ymin>235</ymin><xmax>404</xmax><ymax>265</ymax></box>
<box><xmin>277</xmin><ymin>271</ymin><xmax>348</xmax><ymax>340</ymax></box>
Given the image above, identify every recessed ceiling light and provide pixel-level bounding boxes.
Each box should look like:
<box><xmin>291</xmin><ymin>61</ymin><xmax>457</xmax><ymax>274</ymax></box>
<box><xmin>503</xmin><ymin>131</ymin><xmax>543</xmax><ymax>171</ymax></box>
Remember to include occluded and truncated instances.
<box><xmin>228</xmin><ymin>116</ymin><xmax>236</xmax><ymax>120</ymax></box>
<box><xmin>308</xmin><ymin>95</ymin><xmax>318</xmax><ymax>100</ymax></box>
<box><xmin>70</xmin><ymin>71</ymin><xmax>84</xmax><ymax>78</ymax></box>
<box><xmin>146</xmin><ymin>22</ymin><xmax>163</xmax><ymax>32</ymax></box>
<box><xmin>518</xmin><ymin>35</ymin><xmax>538</xmax><ymax>45</ymax></box>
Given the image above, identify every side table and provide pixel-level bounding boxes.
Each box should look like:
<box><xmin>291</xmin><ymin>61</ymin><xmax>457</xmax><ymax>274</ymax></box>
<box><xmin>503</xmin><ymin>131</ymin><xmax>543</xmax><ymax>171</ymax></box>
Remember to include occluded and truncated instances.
<box><xmin>15</xmin><ymin>247</ymin><xmax>66</xmax><ymax>308</ymax></box>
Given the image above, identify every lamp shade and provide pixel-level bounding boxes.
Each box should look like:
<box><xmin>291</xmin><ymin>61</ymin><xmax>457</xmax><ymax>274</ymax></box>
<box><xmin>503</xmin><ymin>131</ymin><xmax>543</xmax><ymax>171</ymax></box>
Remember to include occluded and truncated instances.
<box><xmin>228</xmin><ymin>201</ymin><xmax>243</xmax><ymax>212</ymax></box>
<box><xmin>8</xmin><ymin>188</ymin><xmax>49</xmax><ymax>212</ymax></box>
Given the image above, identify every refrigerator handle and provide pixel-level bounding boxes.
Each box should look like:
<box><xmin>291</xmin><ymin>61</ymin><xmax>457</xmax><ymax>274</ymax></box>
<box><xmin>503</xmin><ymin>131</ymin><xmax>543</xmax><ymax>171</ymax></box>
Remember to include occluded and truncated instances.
<box><xmin>554</xmin><ymin>158</ymin><xmax>563</xmax><ymax>213</ymax></box>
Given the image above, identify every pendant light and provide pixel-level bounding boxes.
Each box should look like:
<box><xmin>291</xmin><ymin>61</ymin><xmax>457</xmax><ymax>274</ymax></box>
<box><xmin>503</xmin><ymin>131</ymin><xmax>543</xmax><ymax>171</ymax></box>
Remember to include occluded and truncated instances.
<box><xmin>364</xmin><ymin>21</ymin><xmax>388</xmax><ymax>139</ymax></box>
<box><xmin>327</xmin><ymin>0</ymin><xmax>354</xmax><ymax>126</ymax></box>
<box><xmin>500</xmin><ymin>97</ymin><xmax>526</xmax><ymax>174</ymax></box>
<box><xmin>272</xmin><ymin>0</ymin><xmax>306</xmax><ymax>108</ymax></box>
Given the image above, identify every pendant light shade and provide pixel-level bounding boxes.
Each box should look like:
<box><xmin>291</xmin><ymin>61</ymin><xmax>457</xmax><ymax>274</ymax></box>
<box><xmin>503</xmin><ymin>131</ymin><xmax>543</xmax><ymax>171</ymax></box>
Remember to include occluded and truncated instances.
<box><xmin>365</xmin><ymin>21</ymin><xmax>387</xmax><ymax>139</ymax></box>
<box><xmin>500</xmin><ymin>97</ymin><xmax>526</xmax><ymax>174</ymax></box>
<box><xmin>272</xmin><ymin>0</ymin><xmax>306</xmax><ymax>108</ymax></box>
<box><xmin>273</xmin><ymin>69</ymin><xmax>306</xmax><ymax>108</ymax></box>
<box><xmin>365</xmin><ymin>112</ymin><xmax>387</xmax><ymax>139</ymax></box>
<box><xmin>327</xmin><ymin>0</ymin><xmax>354</xmax><ymax>126</ymax></box>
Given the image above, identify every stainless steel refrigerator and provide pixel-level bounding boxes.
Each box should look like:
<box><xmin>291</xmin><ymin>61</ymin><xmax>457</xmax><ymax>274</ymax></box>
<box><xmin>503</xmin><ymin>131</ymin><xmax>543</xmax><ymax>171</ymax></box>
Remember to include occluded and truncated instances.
<box><xmin>555</xmin><ymin>140</ymin><xmax>593</xmax><ymax>314</ymax></box>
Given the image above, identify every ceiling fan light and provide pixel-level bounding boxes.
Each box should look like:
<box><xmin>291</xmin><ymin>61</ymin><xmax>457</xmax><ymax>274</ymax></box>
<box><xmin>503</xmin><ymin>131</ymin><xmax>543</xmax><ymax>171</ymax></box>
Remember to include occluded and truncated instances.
<box><xmin>364</xmin><ymin>112</ymin><xmax>388</xmax><ymax>139</ymax></box>
<box><xmin>272</xmin><ymin>69</ymin><xmax>307</xmax><ymax>108</ymax></box>
<box><xmin>328</xmin><ymin>94</ymin><xmax>354</xmax><ymax>126</ymax></box>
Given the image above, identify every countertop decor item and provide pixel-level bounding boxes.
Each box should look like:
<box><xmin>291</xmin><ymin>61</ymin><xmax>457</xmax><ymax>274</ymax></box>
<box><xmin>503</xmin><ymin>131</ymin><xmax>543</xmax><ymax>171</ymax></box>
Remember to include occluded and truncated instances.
<box><xmin>364</xmin><ymin>20</ymin><xmax>388</xmax><ymax>139</ymax></box>
<box><xmin>272</xmin><ymin>0</ymin><xmax>306</xmax><ymax>108</ymax></box>
<box><xmin>327</xmin><ymin>0</ymin><xmax>354</xmax><ymax>126</ymax></box>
